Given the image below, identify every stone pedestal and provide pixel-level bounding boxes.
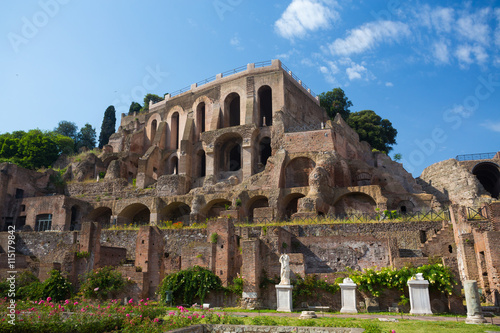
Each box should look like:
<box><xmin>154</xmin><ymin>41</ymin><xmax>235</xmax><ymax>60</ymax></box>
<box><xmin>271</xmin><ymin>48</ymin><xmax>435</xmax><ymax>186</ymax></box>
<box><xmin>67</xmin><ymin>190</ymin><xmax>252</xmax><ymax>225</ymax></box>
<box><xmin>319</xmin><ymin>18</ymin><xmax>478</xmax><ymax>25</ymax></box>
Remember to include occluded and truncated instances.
<box><xmin>464</xmin><ymin>280</ymin><xmax>487</xmax><ymax>324</ymax></box>
<box><xmin>408</xmin><ymin>273</ymin><xmax>432</xmax><ymax>315</ymax></box>
<box><xmin>340</xmin><ymin>277</ymin><xmax>358</xmax><ymax>313</ymax></box>
<box><xmin>275</xmin><ymin>284</ymin><xmax>293</xmax><ymax>312</ymax></box>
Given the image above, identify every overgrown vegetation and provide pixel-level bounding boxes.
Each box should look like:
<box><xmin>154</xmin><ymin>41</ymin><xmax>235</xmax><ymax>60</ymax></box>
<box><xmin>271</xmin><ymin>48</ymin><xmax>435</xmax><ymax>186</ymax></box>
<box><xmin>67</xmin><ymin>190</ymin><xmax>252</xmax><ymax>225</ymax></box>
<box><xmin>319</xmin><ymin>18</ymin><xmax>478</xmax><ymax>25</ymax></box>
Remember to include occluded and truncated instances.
<box><xmin>348</xmin><ymin>264</ymin><xmax>457</xmax><ymax>299</ymax></box>
<box><xmin>79</xmin><ymin>266</ymin><xmax>130</xmax><ymax>300</ymax></box>
<box><xmin>157</xmin><ymin>266</ymin><xmax>223</xmax><ymax>304</ymax></box>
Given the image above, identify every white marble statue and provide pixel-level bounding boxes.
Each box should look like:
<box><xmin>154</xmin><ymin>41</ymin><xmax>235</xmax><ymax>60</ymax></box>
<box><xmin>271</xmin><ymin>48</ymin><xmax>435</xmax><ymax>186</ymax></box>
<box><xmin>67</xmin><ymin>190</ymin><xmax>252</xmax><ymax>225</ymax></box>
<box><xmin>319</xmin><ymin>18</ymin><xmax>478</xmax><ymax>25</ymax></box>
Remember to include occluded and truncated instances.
<box><xmin>279</xmin><ymin>253</ymin><xmax>290</xmax><ymax>285</ymax></box>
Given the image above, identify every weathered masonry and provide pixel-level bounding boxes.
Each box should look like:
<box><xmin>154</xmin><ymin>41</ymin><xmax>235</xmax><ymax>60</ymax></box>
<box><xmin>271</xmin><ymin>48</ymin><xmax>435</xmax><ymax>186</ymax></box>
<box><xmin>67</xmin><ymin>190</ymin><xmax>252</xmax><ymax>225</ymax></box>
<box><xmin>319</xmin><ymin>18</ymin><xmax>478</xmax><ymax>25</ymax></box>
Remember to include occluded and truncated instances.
<box><xmin>0</xmin><ymin>60</ymin><xmax>499</xmax><ymax>310</ymax></box>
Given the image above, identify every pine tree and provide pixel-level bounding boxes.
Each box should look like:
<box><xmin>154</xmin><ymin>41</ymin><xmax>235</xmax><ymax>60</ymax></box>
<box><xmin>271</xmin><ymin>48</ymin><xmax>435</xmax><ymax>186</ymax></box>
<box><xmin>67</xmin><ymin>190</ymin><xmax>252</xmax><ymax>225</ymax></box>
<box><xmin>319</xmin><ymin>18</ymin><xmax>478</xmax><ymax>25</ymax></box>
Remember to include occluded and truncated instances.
<box><xmin>98</xmin><ymin>106</ymin><xmax>116</xmax><ymax>148</ymax></box>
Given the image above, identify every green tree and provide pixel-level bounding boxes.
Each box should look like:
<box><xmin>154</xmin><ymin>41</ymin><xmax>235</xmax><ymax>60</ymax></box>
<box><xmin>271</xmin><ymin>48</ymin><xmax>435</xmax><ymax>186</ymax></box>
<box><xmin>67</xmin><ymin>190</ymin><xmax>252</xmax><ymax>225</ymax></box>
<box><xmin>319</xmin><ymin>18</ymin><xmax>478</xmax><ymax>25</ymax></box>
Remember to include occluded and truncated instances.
<box><xmin>52</xmin><ymin>133</ymin><xmax>75</xmax><ymax>155</ymax></box>
<box><xmin>318</xmin><ymin>87</ymin><xmax>353</xmax><ymax>121</ymax></box>
<box><xmin>76</xmin><ymin>123</ymin><xmax>97</xmax><ymax>150</ymax></box>
<box><xmin>141</xmin><ymin>93</ymin><xmax>164</xmax><ymax>112</ymax></box>
<box><xmin>0</xmin><ymin>133</ymin><xmax>20</xmax><ymax>159</ymax></box>
<box><xmin>393</xmin><ymin>153</ymin><xmax>402</xmax><ymax>162</ymax></box>
<box><xmin>98</xmin><ymin>106</ymin><xmax>116</xmax><ymax>148</ymax></box>
<box><xmin>17</xmin><ymin>129</ymin><xmax>60</xmax><ymax>169</ymax></box>
<box><xmin>347</xmin><ymin>110</ymin><xmax>398</xmax><ymax>153</ymax></box>
<box><xmin>54</xmin><ymin>121</ymin><xmax>78</xmax><ymax>141</ymax></box>
<box><xmin>128</xmin><ymin>101</ymin><xmax>142</xmax><ymax>115</ymax></box>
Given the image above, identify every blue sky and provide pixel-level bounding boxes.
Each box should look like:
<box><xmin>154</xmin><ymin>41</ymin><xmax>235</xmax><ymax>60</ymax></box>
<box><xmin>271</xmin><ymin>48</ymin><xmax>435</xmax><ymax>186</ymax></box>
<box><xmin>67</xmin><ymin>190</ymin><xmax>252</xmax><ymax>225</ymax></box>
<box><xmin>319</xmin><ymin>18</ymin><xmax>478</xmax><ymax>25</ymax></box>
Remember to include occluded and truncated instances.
<box><xmin>1</xmin><ymin>0</ymin><xmax>499</xmax><ymax>176</ymax></box>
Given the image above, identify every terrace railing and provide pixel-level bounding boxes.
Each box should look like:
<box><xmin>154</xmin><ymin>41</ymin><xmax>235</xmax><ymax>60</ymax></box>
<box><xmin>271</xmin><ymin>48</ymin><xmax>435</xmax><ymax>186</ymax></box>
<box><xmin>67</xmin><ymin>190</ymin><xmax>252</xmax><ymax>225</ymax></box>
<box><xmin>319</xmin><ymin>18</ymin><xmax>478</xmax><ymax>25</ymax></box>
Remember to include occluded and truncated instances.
<box><xmin>161</xmin><ymin>60</ymin><xmax>316</xmax><ymax>100</ymax></box>
<box><xmin>456</xmin><ymin>152</ymin><xmax>497</xmax><ymax>161</ymax></box>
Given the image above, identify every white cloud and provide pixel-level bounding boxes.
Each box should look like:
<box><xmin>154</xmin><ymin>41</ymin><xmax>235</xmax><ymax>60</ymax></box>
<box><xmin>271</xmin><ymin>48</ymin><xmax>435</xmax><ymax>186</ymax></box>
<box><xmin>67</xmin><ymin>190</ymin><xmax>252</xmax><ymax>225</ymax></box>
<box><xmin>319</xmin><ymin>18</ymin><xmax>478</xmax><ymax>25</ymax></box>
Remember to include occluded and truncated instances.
<box><xmin>275</xmin><ymin>0</ymin><xmax>339</xmax><ymax>40</ymax></box>
<box><xmin>230</xmin><ymin>35</ymin><xmax>243</xmax><ymax>51</ymax></box>
<box><xmin>482</xmin><ymin>121</ymin><xmax>500</xmax><ymax>132</ymax></box>
<box><xmin>346</xmin><ymin>63</ymin><xmax>367</xmax><ymax>80</ymax></box>
<box><xmin>432</xmin><ymin>40</ymin><xmax>450</xmax><ymax>64</ymax></box>
<box><xmin>328</xmin><ymin>20</ymin><xmax>410</xmax><ymax>56</ymax></box>
<box><xmin>455</xmin><ymin>44</ymin><xmax>488</xmax><ymax>67</ymax></box>
<box><xmin>276</xmin><ymin>48</ymin><xmax>299</xmax><ymax>60</ymax></box>
<box><xmin>418</xmin><ymin>6</ymin><xmax>454</xmax><ymax>34</ymax></box>
<box><xmin>456</xmin><ymin>8</ymin><xmax>491</xmax><ymax>45</ymax></box>
<box><xmin>385</xmin><ymin>82</ymin><xmax>393</xmax><ymax>87</ymax></box>
<box><xmin>318</xmin><ymin>60</ymin><xmax>339</xmax><ymax>84</ymax></box>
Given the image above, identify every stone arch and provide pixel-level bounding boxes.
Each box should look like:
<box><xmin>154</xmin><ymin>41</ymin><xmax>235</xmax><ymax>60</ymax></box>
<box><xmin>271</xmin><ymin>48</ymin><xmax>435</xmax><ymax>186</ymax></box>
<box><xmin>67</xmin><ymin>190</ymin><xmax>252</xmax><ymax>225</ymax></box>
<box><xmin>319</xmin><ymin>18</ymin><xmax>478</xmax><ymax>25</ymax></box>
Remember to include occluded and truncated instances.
<box><xmin>147</xmin><ymin>114</ymin><xmax>162</xmax><ymax>142</ymax></box>
<box><xmin>285</xmin><ymin>157</ymin><xmax>316</xmax><ymax>188</ymax></box>
<box><xmin>215</xmin><ymin>133</ymin><xmax>243</xmax><ymax>174</ymax></box>
<box><xmin>85</xmin><ymin>206</ymin><xmax>113</xmax><ymax>226</ymax></box>
<box><xmin>160</xmin><ymin>202</ymin><xmax>191</xmax><ymax>225</ymax></box>
<box><xmin>472</xmin><ymin>162</ymin><xmax>500</xmax><ymax>199</ymax></box>
<box><xmin>283</xmin><ymin>193</ymin><xmax>305</xmax><ymax>219</ymax></box>
<box><xmin>165</xmin><ymin>154</ymin><xmax>179</xmax><ymax>175</ymax></box>
<box><xmin>333</xmin><ymin>192</ymin><xmax>376</xmax><ymax>214</ymax></box>
<box><xmin>170</xmin><ymin>112</ymin><xmax>180</xmax><ymax>150</ymax></box>
<box><xmin>356</xmin><ymin>172</ymin><xmax>372</xmax><ymax>186</ymax></box>
<box><xmin>247</xmin><ymin>196</ymin><xmax>269</xmax><ymax>222</ymax></box>
<box><xmin>257</xmin><ymin>85</ymin><xmax>272</xmax><ymax>126</ymax></box>
<box><xmin>193</xmin><ymin>96</ymin><xmax>211</xmax><ymax>140</ymax></box>
<box><xmin>117</xmin><ymin>203</ymin><xmax>150</xmax><ymax>226</ymax></box>
<box><xmin>203</xmin><ymin>199</ymin><xmax>232</xmax><ymax>219</ymax></box>
<box><xmin>223</xmin><ymin>92</ymin><xmax>241</xmax><ymax>127</ymax></box>
<box><xmin>397</xmin><ymin>200</ymin><xmax>415</xmax><ymax>214</ymax></box>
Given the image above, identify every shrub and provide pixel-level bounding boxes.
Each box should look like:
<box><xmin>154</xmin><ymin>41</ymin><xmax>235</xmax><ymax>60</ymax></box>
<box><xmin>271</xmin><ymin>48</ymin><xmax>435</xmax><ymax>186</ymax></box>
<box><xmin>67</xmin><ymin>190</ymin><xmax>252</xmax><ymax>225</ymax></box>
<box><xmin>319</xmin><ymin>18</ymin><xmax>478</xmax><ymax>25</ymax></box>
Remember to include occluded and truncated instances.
<box><xmin>157</xmin><ymin>266</ymin><xmax>223</xmax><ymax>304</ymax></box>
<box><xmin>41</xmin><ymin>270</ymin><xmax>73</xmax><ymax>302</ymax></box>
<box><xmin>210</xmin><ymin>232</ymin><xmax>218</xmax><ymax>244</ymax></box>
<box><xmin>79</xmin><ymin>266</ymin><xmax>128</xmax><ymax>300</ymax></box>
<box><xmin>226</xmin><ymin>276</ymin><xmax>244</xmax><ymax>296</ymax></box>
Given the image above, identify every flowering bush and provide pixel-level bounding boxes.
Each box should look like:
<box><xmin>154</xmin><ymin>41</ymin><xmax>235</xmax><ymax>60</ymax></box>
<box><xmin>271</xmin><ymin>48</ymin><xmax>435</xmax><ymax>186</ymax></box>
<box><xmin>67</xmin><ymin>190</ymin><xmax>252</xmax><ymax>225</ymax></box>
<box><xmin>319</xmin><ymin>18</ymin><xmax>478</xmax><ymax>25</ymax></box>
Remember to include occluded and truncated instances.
<box><xmin>79</xmin><ymin>267</ymin><xmax>129</xmax><ymax>300</ymax></box>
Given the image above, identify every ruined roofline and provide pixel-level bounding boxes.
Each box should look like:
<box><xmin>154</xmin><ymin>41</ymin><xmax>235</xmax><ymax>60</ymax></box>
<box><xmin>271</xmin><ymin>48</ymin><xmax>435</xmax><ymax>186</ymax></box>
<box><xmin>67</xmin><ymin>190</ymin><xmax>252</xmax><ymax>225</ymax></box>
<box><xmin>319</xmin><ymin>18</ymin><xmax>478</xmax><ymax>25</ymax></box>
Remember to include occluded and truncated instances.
<box><xmin>134</xmin><ymin>59</ymin><xmax>319</xmax><ymax>115</ymax></box>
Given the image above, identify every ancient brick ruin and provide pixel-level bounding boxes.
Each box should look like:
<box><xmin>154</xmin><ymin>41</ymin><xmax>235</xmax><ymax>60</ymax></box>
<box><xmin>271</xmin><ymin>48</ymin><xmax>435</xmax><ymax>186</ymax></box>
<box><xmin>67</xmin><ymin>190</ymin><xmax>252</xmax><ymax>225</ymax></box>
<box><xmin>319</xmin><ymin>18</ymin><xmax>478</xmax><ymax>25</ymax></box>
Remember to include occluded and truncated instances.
<box><xmin>0</xmin><ymin>60</ymin><xmax>499</xmax><ymax>310</ymax></box>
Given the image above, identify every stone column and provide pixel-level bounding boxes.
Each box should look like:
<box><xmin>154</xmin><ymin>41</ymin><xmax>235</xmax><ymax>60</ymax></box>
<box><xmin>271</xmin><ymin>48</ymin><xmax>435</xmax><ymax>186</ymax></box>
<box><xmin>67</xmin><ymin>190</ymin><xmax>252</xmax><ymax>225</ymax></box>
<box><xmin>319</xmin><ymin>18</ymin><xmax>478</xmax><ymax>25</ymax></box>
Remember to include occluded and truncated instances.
<box><xmin>340</xmin><ymin>277</ymin><xmax>357</xmax><ymax>313</ymax></box>
<box><xmin>408</xmin><ymin>273</ymin><xmax>432</xmax><ymax>315</ymax></box>
<box><xmin>464</xmin><ymin>280</ymin><xmax>487</xmax><ymax>324</ymax></box>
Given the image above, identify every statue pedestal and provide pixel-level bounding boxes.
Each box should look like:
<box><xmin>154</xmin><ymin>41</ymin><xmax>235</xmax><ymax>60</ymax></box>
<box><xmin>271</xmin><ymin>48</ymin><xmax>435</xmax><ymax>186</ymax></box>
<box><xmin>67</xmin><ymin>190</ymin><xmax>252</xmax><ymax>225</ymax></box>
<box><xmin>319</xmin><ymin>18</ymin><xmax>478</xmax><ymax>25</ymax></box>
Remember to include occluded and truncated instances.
<box><xmin>275</xmin><ymin>284</ymin><xmax>293</xmax><ymax>312</ymax></box>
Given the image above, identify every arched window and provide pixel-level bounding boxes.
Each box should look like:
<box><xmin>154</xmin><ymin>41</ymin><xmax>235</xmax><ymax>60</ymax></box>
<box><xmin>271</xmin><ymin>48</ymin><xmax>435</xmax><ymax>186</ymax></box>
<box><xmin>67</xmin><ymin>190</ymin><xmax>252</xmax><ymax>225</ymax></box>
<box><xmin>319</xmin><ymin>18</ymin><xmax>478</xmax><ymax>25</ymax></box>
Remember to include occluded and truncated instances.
<box><xmin>258</xmin><ymin>86</ymin><xmax>272</xmax><ymax>126</ymax></box>
<box><xmin>171</xmin><ymin>112</ymin><xmax>180</xmax><ymax>149</ymax></box>
<box><xmin>196</xmin><ymin>102</ymin><xmax>205</xmax><ymax>139</ymax></box>
<box><xmin>150</xmin><ymin>119</ymin><xmax>157</xmax><ymax>141</ymax></box>
<box><xmin>225</xmin><ymin>93</ymin><xmax>240</xmax><ymax>127</ymax></box>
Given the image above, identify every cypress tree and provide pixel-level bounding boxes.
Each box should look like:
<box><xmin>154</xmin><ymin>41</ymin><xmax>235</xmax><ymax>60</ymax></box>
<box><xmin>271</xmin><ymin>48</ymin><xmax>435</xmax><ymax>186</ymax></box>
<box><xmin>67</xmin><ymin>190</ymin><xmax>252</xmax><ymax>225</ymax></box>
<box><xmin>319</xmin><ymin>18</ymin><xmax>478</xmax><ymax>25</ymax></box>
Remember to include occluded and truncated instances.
<box><xmin>98</xmin><ymin>105</ymin><xmax>116</xmax><ymax>148</ymax></box>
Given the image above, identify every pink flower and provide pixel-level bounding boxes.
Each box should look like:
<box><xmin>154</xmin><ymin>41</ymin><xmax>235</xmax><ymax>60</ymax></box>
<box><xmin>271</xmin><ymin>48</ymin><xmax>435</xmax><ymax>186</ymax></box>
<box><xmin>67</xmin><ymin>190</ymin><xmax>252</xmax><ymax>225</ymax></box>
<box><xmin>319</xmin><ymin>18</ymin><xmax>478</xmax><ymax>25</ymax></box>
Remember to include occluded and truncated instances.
<box><xmin>153</xmin><ymin>318</ymin><xmax>159</xmax><ymax>322</ymax></box>
<box><xmin>144</xmin><ymin>302</ymin><xmax>148</xmax><ymax>306</ymax></box>
<box><xmin>38</xmin><ymin>300</ymin><xmax>44</xmax><ymax>305</ymax></box>
<box><xmin>146</xmin><ymin>298</ymin><xmax>149</xmax><ymax>301</ymax></box>
<box><xmin>126</xmin><ymin>314</ymin><xmax>130</xmax><ymax>317</ymax></box>
<box><xmin>94</xmin><ymin>287</ymin><xmax>99</xmax><ymax>291</ymax></box>
<box><xmin>46</xmin><ymin>297</ymin><xmax>52</xmax><ymax>302</ymax></box>
<box><xmin>128</xmin><ymin>299</ymin><xmax>133</xmax><ymax>304</ymax></box>
<box><xmin>188</xmin><ymin>316</ymin><xmax>192</xmax><ymax>319</ymax></box>
<box><xmin>139</xmin><ymin>315</ymin><xmax>142</xmax><ymax>318</ymax></box>
<box><xmin>74</xmin><ymin>302</ymin><xmax>78</xmax><ymax>306</ymax></box>
<box><xmin>201</xmin><ymin>315</ymin><xmax>205</xmax><ymax>318</ymax></box>
<box><xmin>64</xmin><ymin>300</ymin><xmax>70</xmax><ymax>304</ymax></box>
